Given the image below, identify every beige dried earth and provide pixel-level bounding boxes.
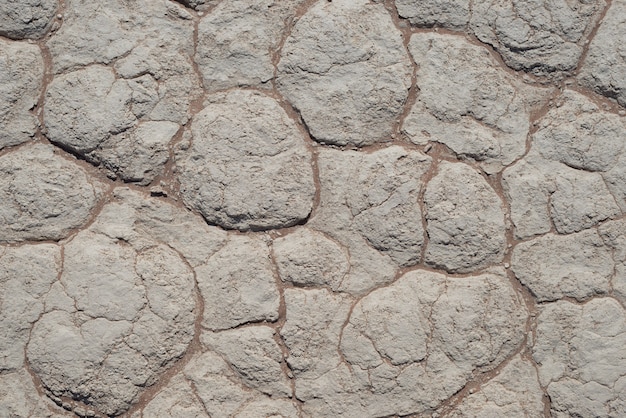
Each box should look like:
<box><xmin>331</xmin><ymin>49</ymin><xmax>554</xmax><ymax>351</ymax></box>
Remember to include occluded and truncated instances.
<box><xmin>0</xmin><ymin>0</ymin><xmax>625</xmax><ymax>417</ymax></box>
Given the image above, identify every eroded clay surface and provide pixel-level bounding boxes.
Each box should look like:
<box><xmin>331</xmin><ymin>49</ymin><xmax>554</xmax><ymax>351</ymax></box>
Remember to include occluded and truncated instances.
<box><xmin>277</xmin><ymin>0</ymin><xmax>413</xmax><ymax>146</ymax></box>
<box><xmin>504</xmin><ymin>89</ymin><xmax>625</xmax><ymax>239</ymax></box>
<box><xmin>534</xmin><ymin>299</ymin><xmax>626</xmax><ymax>417</ymax></box>
<box><xmin>403</xmin><ymin>32</ymin><xmax>551</xmax><ymax>173</ymax></box>
<box><xmin>43</xmin><ymin>0</ymin><xmax>200</xmax><ymax>184</ymax></box>
<box><xmin>0</xmin><ymin>39</ymin><xmax>44</xmax><ymax>150</ymax></box>
<box><xmin>579</xmin><ymin>0</ymin><xmax>626</xmax><ymax>107</ymax></box>
<box><xmin>27</xmin><ymin>217</ymin><xmax>198</xmax><ymax>416</ymax></box>
<box><xmin>470</xmin><ymin>0</ymin><xmax>606</xmax><ymax>77</ymax></box>
<box><xmin>283</xmin><ymin>269</ymin><xmax>527</xmax><ymax>417</ymax></box>
<box><xmin>195</xmin><ymin>0</ymin><xmax>306</xmax><ymax>91</ymax></box>
<box><xmin>0</xmin><ymin>0</ymin><xmax>58</xmax><ymax>40</ymax></box>
<box><xmin>446</xmin><ymin>355</ymin><xmax>545</xmax><ymax>417</ymax></box>
<box><xmin>396</xmin><ymin>0</ymin><xmax>470</xmax><ymax>29</ymax></box>
<box><xmin>309</xmin><ymin>146</ymin><xmax>431</xmax><ymax>293</ymax></box>
<box><xmin>2</xmin><ymin>0</ymin><xmax>625</xmax><ymax>416</ymax></box>
<box><xmin>0</xmin><ymin>143</ymin><xmax>105</xmax><ymax>242</ymax></box>
<box><xmin>424</xmin><ymin>161</ymin><xmax>506</xmax><ymax>273</ymax></box>
<box><xmin>176</xmin><ymin>89</ymin><xmax>315</xmax><ymax>231</ymax></box>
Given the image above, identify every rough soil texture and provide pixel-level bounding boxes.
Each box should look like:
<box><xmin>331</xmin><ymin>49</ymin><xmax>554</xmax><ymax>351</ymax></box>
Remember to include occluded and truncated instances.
<box><xmin>0</xmin><ymin>0</ymin><xmax>625</xmax><ymax>417</ymax></box>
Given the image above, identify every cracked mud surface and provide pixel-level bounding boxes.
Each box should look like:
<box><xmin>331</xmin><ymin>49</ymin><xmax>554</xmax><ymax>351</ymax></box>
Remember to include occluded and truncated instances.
<box><xmin>1</xmin><ymin>0</ymin><xmax>625</xmax><ymax>417</ymax></box>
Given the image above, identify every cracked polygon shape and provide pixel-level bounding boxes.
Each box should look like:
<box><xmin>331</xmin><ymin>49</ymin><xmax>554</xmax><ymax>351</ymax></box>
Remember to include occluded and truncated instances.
<box><xmin>27</xmin><ymin>228</ymin><xmax>197</xmax><ymax>416</ymax></box>
<box><xmin>97</xmin><ymin>121</ymin><xmax>179</xmax><ymax>185</ymax></box>
<box><xmin>341</xmin><ymin>273</ymin><xmax>431</xmax><ymax>368</ymax></box>
<box><xmin>446</xmin><ymin>355</ymin><xmax>545</xmax><ymax>417</ymax></box>
<box><xmin>309</xmin><ymin>146</ymin><xmax>431</xmax><ymax>294</ymax></box>
<box><xmin>430</xmin><ymin>272</ymin><xmax>528</xmax><ymax>370</ymax></box>
<box><xmin>532</xmin><ymin>90</ymin><xmax>626</xmax><ymax>173</ymax></box>
<box><xmin>201</xmin><ymin>326</ymin><xmax>291</xmax><ymax>397</ymax></box>
<box><xmin>0</xmin><ymin>143</ymin><xmax>105</xmax><ymax>242</ymax></box>
<box><xmin>0</xmin><ymin>0</ymin><xmax>58</xmax><ymax>40</ymax></box>
<box><xmin>276</xmin><ymin>0</ymin><xmax>413</xmax><ymax>146</ymax></box>
<box><xmin>395</xmin><ymin>0</ymin><xmax>470</xmax><ymax>29</ymax></box>
<box><xmin>44</xmin><ymin>65</ymin><xmax>135</xmax><ymax>154</ymax></box>
<box><xmin>281</xmin><ymin>288</ymin><xmax>353</xmax><ymax>381</ymax></box>
<box><xmin>0</xmin><ymin>244</ymin><xmax>60</xmax><ymax>372</ymax></box>
<box><xmin>136</xmin><ymin>245</ymin><xmax>198</xmax><ymax>322</ymax></box>
<box><xmin>62</xmin><ymin>231</ymin><xmax>146</xmax><ymax>321</ymax></box>
<box><xmin>502</xmin><ymin>88</ymin><xmax>626</xmax><ymax>237</ymax></box>
<box><xmin>579</xmin><ymin>0</ymin><xmax>626</xmax><ymax>107</ymax></box>
<box><xmin>512</xmin><ymin>229</ymin><xmax>614</xmax><ymax>302</ymax></box>
<box><xmin>195</xmin><ymin>0</ymin><xmax>305</xmax><ymax>91</ymax></box>
<box><xmin>533</xmin><ymin>298</ymin><xmax>626</xmax><ymax>417</ymax></box>
<box><xmin>184</xmin><ymin>350</ymin><xmax>298</xmax><ymax>418</ymax></box>
<box><xmin>0</xmin><ymin>369</ymin><xmax>69</xmax><ymax>418</ymax></box>
<box><xmin>403</xmin><ymin>32</ymin><xmax>550</xmax><ymax>173</ymax></box>
<box><xmin>46</xmin><ymin>0</ymin><xmax>199</xmax><ymax>120</ymax></box>
<box><xmin>184</xmin><ymin>351</ymin><xmax>256</xmax><ymax>417</ymax></box>
<box><xmin>47</xmin><ymin>0</ymin><xmax>196</xmax><ymax>77</ymax></box>
<box><xmin>176</xmin><ymin>89</ymin><xmax>315</xmax><ymax>231</ymax></box>
<box><xmin>196</xmin><ymin>235</ymin><xmax>280</xmax><ymax>331</ymax></box>
<box><xmin>273</xmin><ymin>227</ymin><xmax>349</xmax><ymax>291</ymax></box>
<box><xmin>424</xmin><ymin>161</ymin><xmax>506</xmax><ymax>273</ymax></box>
<box><xmin>113</xmin><ymin>32</ymin><xmax>199</xmax><ymax>125</ymax></box>
<box><xmin>504</xmin><ymin>150</ymin><xmax>622</xmax><ymax>238</ymax></box>
<box><xmin>44</xmin><ymin>66</ymin><xmax>181</xmax><ymax>185</ymax></box>
<box><xmin>604</xmin><ymin>151</ymin><xmax>626</xmax><ymax>212</ymax></box>
<box><xmin>549</xmin><ymin>166</ymin><xmax>621</xmax><ymax>234</ymax></box>
<box><xmin>12</xmin><ymin>1</ymin><xmax>626</xmax><ymax>415</ymax></box>
<box><xmin>131</xmin><ymin>375</ymin><xmax>208</xmax><ymax>418</ymax></box>
<box><xmin>599</xmin><ymin>219</ymin><xmax>626</xmax><ymax>306</ymax></box>
<box><xmin>46</xmin><ymin>0</ymin><xmax>136</xmax><ymax>72</ymax></box>
<box><xmin>298</xmin><ymin>269</ymin><xmax>527</xmax><ymax>417</ymax></box>
<box><xmin>0</xmin><ymin>39</ymin><xmax>44</xmax><ymax>150</ymax></box>
<box><xmin>348</xmin><ymin>147</ymin><xmax>431</xmax><ymax>268</ymax></box>
<box><xmin>43</xmin><ymin>0</ymin><xmax>199</xmax><ymax>183</ymax></box>
<box><xmin>470</xmin><ymin>0</ymin><xmax>606</xmax><ymax>77</ymax></box>
<box><xmin>28</xmin><ymin>311</ymin><xmax>135</xmax><ymax>415</ymax></box>
<box><xmin>502</xmin><ymin>156</ymin><xmax>553</xmax><ymax>239</ymax></box>
<box><xmin>90</xmin><ymin>187</ymin><xmax>228</xmax><ymax>269</ymax></box>
<box><xmin>548</xmin><ymin>379</ymin><xmax>616</xmax><ymax>418</ymax></box>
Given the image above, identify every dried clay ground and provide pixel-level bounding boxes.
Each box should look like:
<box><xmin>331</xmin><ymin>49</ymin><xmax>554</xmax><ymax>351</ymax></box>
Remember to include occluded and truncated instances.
<box><xmin>1</xmin><ymin>0</ymin><xmax>626</xmax><ymax>417</ymax></box>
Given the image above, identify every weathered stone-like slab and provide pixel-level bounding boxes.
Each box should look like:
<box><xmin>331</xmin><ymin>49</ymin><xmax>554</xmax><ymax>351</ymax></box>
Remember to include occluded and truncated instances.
<box><xmin>503</xmin><ymin>90</ymin><xmax>624</xmax><ymax>238</ymax></box>
<box><xmin>309</xmin><ymin>146</ymin><xmax>431</xmax><ymax>293</ymax></box>
<box><xmin>0</xmin><ymin>143</ymin><xmax>105</xmax><ymax>242</ymax></box>
<box><xmin>0</xmin><ymin>0</ymin><xmax>57</xmax><ymax>39</ymax></box>
<box><xmin>43</xmin><ymin>0</ymin><xmax>199</xmax><ymax>183</ymax></box>
<box><xmin>27</xmin><ymin>229</ymin><xmax>197</xmax><ymax>415</ymax></box>
<box><xmin>283</xmin><ymin>269</ymin><xmax>526</xmax><ymax>417</ymax></box>
<box><xmin>447</xmin><ymin>355</ymin><xmax>545</xmax><ymax>417</ymax></box>
<box><xmin>0</xmin><ymin>244</ymin><xmax>60</xmax><ymax>372</ymax></box>
<box><xmin>196</xmin><ymin>0</ymin><xmax>306</xmax><ymax>91</ymax></box>
<box><xmin>176</xmin><ymin>89</ymin><xmax>315</xmax><ymax>231</ymax></box>
<box><xmin>274</xmin><ymin>227</ymin><xmax>349</xmax><ymax>291</ymax></box>
<box><xmin>196</xmin><ymin>235</ymin><xmax>280</xmax><ymax>330</ymax></box>
<box><xmin>471</xmin><ymin>0</ymin><xmax>606</xmax><ymax>77</ymax></box>
<box><xmin>22</xmin><ymin>187</ymin><xmax>225</xmax><ymax>416</ymax></box>
<box><xmin>0</xmin><ymin>39</ymin><xmax>44</xmax><ymax>150</ymax></box>
<box><xmin>512</xmin><ymin>229</ymin><xmax>614</xmax><ymax>302</ymax></box>
<box><xmin>579</xmin><ymin>0</ymin><xmax>626</xmax><ymax>107</ymax></box>
<box><xmin>534</xmin><ymin>299</ymin><xmax>626</xmax><ymax>417</ymax></box>
<box><xmin>183</xmin><ymin>348</ymin><xmax>298</xmax><ymax>418</ymax></box>
<box><xmin>424</xmin><ymin>161</ymin><xmax>506</xmax><ymax>273</ymax></box>
<box><xmin>277</xmin><ymin>0</ymin><xmax>412</xmax><ymax>146</ymax></box>
<box><xmin>403</xmin><ymin>32</ymin><xmax>550</xmax><ymax>173</ymax></box>
<box><xmin>396</xmin><ymin>0</ymin><xmax>470</xmax><ymax>29</ymax></box>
